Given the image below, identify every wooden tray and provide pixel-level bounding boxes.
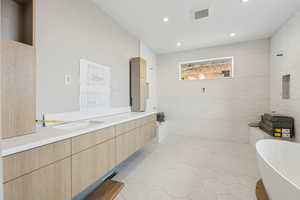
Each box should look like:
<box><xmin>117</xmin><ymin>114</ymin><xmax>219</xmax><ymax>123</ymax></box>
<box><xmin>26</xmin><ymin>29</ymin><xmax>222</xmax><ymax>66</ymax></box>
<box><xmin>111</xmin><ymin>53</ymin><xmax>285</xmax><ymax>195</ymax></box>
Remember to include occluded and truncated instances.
<box><xmin>256</xmin><ymin>179</ymin><xmax>269</xmax><ymax>200</ymax></box>
<box><xmin>85</xmin><ymin>180</ymin><xmax>125</xmax><ymax>200</ymax></box>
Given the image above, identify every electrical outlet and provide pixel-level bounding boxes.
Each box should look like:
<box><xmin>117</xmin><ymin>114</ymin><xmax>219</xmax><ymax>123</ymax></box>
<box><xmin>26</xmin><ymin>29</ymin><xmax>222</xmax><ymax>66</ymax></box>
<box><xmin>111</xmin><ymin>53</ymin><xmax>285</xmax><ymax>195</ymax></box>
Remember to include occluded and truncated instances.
<box><xmin>65</xmin><ymin>75</ymin><xmax>71</xmax><ymax>85</ymax></box>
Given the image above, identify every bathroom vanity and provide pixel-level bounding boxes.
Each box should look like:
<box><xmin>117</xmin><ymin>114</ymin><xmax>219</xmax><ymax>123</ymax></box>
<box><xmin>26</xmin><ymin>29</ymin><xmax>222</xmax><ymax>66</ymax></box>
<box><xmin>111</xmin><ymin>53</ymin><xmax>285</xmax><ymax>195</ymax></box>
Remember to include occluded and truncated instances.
<box><xmin>2</xmin><ymin>112</ymin><xmax>157</xmax><ymax>200</ymax></box>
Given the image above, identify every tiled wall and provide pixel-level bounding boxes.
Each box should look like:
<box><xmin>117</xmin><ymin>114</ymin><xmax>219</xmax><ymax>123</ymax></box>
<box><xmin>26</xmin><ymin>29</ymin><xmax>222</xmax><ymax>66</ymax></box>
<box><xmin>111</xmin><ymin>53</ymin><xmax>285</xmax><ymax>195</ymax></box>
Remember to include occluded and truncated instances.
<box><xmin>270</xmin><ymin>11</ymin><xmax>300</xmax><ymax>142</ymax></box>
<box><xmin>157</xmin><ymin>39</ymin><xmax>270</xmax><ymax>143</ymax></box>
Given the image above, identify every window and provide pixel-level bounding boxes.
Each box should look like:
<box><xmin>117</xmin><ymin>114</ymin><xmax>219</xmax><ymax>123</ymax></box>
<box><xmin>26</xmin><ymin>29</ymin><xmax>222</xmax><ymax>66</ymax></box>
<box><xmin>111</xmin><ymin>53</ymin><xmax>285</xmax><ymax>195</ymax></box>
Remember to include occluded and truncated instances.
<box><xmin>179</xmin><ymin>57</ymin><xmax>234</xmax><ymax>80</ymax></box>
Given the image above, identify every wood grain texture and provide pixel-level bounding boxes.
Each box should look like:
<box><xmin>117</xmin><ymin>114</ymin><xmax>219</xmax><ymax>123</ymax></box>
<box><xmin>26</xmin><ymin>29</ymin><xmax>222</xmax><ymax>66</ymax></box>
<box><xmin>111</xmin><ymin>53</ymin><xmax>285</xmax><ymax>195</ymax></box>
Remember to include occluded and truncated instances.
<box><xmin>3</xmin><ymin>139</ymin><xmax>71</xmax><ymax>182</ymax></box>
<box><xmin>256</xmin><ymin>179</ymin><xmax>269</xmax><ymax>200</ymax></box>
<box><xmin>115</xmin><ymin>120</ymin><xmax>138</xmax><ymax>136</ymax></box>
<box><xmin>143</xmin><ymin>121</ymin><xmax>157</xmax><ymax>145</ymax></box>
<box><xmin>85</xmin><ymin>180</ymin><xmax>124</xmax><ymax>200</ymax></box>
<box><xmin>4</xmin><ymin>157</ymin><xmax>71</xmax><ymax>200</ymax></box>
<box><xmin>115</xmin><ymin>132</ymin><xmax>130</xmax><ymax>165</ymax></box>
<box><xmin>130</xmin><ymin>57</ymin><xmax>147</xmax><ymax>112</ymax></box>
<box><xmin>72</xmin><ymin>126</ymin><xmax>115</xmax><ymax>154</ymax></box>
<box><xmin>2</xmin><ymin>115</ymin><xmax>156</xmax><ymax>198</ymax></box>
<box><xmin>147</xmin><ymin>114</ymin><xmax>156</xmax><ymax>122</ymax></box>
<box><xmin>71</xmin><ymin>139</ymin><xmax>116</xmax><ymax>197</ymax></box>
<box><xmin>1</xmin><ymin>38</ymin><xmax>36</xmax><ymax>139</ymax></box>
<box><xmin>116</xmin><ymin>128</ymin><xmax>144</xmax><ymax>165</ymax></box>
<box><xmin>1</xmin><ymin>0</ymin><xmax>34</xmax><ymax>45</ymax></box>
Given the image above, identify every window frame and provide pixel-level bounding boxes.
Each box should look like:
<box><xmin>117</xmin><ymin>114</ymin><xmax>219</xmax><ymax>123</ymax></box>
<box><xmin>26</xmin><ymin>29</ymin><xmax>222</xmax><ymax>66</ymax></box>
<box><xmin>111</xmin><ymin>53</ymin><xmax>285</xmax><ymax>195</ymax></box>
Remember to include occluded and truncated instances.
<box><xmin>178</xmin><ymin>56</ymin><xmax>235</xmax><ymax>81</ymax></box>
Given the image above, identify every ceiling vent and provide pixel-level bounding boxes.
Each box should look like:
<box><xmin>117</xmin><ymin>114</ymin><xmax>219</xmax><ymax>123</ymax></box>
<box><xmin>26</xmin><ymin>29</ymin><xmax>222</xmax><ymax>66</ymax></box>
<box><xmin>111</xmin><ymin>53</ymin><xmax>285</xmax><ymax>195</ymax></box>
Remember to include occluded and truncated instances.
<box><xmin>194</xmin><ymin>9</ymin><xmax>209</xmax><ymax>21</ymax></box>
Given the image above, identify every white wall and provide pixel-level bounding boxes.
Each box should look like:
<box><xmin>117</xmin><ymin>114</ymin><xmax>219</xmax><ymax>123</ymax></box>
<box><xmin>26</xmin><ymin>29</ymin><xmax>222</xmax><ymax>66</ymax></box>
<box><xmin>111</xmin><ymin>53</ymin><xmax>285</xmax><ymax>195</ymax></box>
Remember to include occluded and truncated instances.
<box><xmin>157</xmin><ymin>39</ymin><xmax>270</xmax><ymax>143</ymax></box>
<box><xmin>270</xmin><ymin>11</ymin><xmax>300</xmax><ymax>142</ymax></box>
<box><xmin>139</xmin><ymin>41</ymin><xmax>157</xmax><ymax>112</ymax></box>
<box><xmin>36</xmin><ymin>0</ymin><xmax>139</xmax><ymax>119</ymax></box>
<box><xmin>0</xmin><ymin>1</ymin><xmax>4</xmax><ymax>198</ymax></box>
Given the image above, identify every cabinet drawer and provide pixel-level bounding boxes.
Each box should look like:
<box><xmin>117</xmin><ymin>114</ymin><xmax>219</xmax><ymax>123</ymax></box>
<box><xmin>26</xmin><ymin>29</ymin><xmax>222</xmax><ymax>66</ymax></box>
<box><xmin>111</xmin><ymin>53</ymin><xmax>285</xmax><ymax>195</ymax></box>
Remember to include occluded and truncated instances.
<box><xmin>72</xmin><ymin>127</ymin><xmax>115</xmax><ymax>154</ymax></box>
<box><xmin>143</xmin><ymin>121</ymin><xmax>157</xmax><ymax>144</ymax></box>
<box><xmin>4</xmin><ymin>157</ymin><xmax>71</xmax><ymax>200</ymax></box>
<box><xmin>148</xmin><ymin>114</ymin><xmax>156</xmax><ymax>122</ymax></box>
<box><xmin>116</xmin><ymin>128</ymin><xmax>143</xmax><ymax>165</ymax></box>
<box><xmin>71</xmin><ymin>139</ymin><xmax>115</xmax><ymax>197</ymax></box>
<box><xmin>115</xmin><ymin>120</ymin><xmax>138</xmax><ymax>136</ymax></box>
<box><xmin>144</xmin><ymin>114</ymin><xmax>156</xmax><ymax>123</ymax></box>
<box><xmin>3</xmin><ymin>139</ymin><xmax>71</xmax><ymax>182</ymax></box>
<box><xmin>139</xmin><ymin>114</ymin><xmax>155</xmax><ymax>125</ymax></box>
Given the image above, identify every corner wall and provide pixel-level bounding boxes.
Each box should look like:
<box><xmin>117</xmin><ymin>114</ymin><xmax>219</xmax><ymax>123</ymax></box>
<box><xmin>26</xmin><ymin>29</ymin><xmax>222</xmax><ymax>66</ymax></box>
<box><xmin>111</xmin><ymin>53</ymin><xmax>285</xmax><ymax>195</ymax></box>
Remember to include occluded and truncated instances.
<box><xmin>36</xmin><ymin>0</ymin><xmax>139</xmax><ymax>119</ymax></box>
<box><xmin>0</xmin><ymin>0</ymin><xmax>4</xmax><ymax>198</ymax></box>
<box><xmin>157</xmin><ymin>39</ymin><xmax>270</xmax><ymax>143</ymax></box>
<box><xmin>270</xmin><ymin>10</ymin><xmax>300</xmax><ymax>142</ymax></box>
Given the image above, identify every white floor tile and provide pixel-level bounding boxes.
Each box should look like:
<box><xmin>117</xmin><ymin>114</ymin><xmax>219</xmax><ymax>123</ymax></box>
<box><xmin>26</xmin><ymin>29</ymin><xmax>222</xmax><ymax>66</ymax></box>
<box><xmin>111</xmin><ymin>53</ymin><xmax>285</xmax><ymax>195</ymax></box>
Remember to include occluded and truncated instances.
<box><xmin>114</xmin><ymin>135</ymin><xmax>259</xmax><ymax>200</ymax></box>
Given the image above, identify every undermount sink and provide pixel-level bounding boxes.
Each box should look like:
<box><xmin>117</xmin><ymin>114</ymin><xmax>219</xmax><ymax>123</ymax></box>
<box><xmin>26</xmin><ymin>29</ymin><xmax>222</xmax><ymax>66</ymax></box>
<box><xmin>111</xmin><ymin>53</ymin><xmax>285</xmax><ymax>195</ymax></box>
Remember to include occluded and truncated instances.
<box><xmin>54</xmin><ymin>120</ymin><xmax>104</xmax><ymax>131</ymax></box>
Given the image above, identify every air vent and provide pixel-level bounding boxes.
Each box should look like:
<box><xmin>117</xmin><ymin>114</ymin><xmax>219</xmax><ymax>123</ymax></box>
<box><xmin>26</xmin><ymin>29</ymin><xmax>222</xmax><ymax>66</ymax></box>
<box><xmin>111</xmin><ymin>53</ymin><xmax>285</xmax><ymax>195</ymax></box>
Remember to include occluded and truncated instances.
<box><xmin>194</xmin><ymin>9</ymin><xmax>209</xmax><ymax>20</ymax></box>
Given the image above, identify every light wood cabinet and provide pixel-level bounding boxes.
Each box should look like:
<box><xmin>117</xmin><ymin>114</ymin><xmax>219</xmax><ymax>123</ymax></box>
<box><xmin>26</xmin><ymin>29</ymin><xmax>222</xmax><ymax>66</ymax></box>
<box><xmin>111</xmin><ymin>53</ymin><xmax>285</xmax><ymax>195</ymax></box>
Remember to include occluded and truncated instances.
<box><xmin>4</xmin><ymin>157</ymin><xmax>71</xmax><ymax>200</ymax></box>
<box><xmin>72</xmin><ymin>126</ymin><xmax>115</xmax><ymax>154</ymax></box>
<box><xmin>116</xmin><ymin>132</ymin><xmax>130</xmax><ymax>165</ymax></box>
<box><xmin>116</xmin><ymin>128</ymin><xmax>144</xmax><ymax>165</ymax></box>
<box><xmin>3</xmin><ymin>139</ymin><xmax>71</xmax><ymax>182</ymax></box>
<box><xmin>130</xmin><ymin>57</ymin><xmax>147</xmax><ymax>112</ymax></box>
<box><xmin>1</xmin><ymin>0</ymin><xmax>36</xmax><ymax>139</ymax></box>
<box><xmin>115</xmin><ymin>119</ymin><xmax>140</xmax><ymax>136</ymax></box>
<box><xmin>144</xmin><ymin>121</ymin><xmax>157</xmax><ymax>144</ymax></box>
<box><xmin>2</xmin><ymin>115</ymin><xmax>156</xmax><ymax>198</ymax></box>
<box><xmin>1</xmin><ymin>39</ymin><xmax>36</xmax><ymax>139</ymax></box>
<box><xmin>1</xmin><ymin>0</ymin><xmax>35</xmax><ymax>45</ymax></box>
<box><xmin>71</xmin><ymin>139</ymin><xmax>115</xmax><ymax>197</ymax></box>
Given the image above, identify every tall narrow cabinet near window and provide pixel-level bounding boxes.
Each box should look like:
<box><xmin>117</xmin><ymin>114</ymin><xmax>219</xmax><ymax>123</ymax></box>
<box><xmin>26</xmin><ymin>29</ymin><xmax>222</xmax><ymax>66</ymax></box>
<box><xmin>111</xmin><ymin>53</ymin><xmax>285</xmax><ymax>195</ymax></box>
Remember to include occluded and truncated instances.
<box><xmin>1</xmin><ymin>0</ymin><xmax>36</xmax><ymax>138</ymax></box>
<box><xmin>130</xmin><ymin>57</ymin><xmax>147</xmax><ymax>112</ymax></box>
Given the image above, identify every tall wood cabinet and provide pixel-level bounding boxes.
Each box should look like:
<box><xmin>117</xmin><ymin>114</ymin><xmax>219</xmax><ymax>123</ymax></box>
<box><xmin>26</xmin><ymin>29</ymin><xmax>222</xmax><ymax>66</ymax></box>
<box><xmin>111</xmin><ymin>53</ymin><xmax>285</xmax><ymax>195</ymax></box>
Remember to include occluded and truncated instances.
<box><xmin>130</xmin><ymin>57</ymin><xmax>147</xmax><ymax>112</ymax></box>
<box><xmin>1</xmin><ymin>0</ymin><xmax>36</xmax><ymax>138</ymax></box>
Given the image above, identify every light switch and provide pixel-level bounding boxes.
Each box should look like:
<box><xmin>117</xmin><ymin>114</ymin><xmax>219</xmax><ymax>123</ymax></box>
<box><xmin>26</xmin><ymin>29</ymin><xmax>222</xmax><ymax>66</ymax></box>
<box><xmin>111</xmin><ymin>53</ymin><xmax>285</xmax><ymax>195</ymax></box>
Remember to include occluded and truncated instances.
<box><xmin>65</xmin><ymin>75</ymin><xmax>71</xmax><ymax>85</ymax></box>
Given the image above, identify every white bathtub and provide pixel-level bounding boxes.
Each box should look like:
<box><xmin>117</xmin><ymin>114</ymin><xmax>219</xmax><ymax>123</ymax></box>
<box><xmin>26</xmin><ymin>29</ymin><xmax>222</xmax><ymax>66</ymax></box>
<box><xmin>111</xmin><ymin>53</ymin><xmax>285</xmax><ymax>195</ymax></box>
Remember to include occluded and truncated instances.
<box><xmin>256</xmin><ymin>140</ymin><xmax>300</xmax><ymax>200</ymax></box>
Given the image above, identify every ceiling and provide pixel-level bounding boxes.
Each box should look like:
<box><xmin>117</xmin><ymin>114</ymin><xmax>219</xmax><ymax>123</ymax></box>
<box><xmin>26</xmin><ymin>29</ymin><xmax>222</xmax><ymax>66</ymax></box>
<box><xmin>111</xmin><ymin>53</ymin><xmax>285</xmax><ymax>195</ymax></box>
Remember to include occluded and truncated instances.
<box><xmin>93</xmin><ymin>0</ymin><xmax>300</xmax><ymax>54</ymax></box>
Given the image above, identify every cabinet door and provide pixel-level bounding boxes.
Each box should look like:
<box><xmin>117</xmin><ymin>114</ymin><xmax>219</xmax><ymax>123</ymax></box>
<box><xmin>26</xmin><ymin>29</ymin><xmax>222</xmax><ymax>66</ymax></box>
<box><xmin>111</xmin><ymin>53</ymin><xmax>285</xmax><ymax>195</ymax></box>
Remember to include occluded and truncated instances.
<box><xmin>130</xmin><ymin>57</ymin><xmax>147</xmax><ymax>112</ymax></box>
<box><xmin>4</xmin><ymin>158</ymin><xmax>71</xmax><ymax>200</ymax></box>
<box><xmin>115</xmin><ymin>132</ymin><xmax>130</xmax><ymax>165</ymax></box>
<box><xmin>133</xmin><ymin>128</ymin><xmax>144</xmax><ymax>151</ymax></box>
<box><xmin>72</xmin><ymin>127</ymin><xmax>115</xmax><ymax>154</ymax></box>
<box><xmin>3</xmin><ymin>139</ymin><xmax>71</xmax><ymax>182</ymax></box>
<box><xmin>71</xmin><ymin>139</ymin><xmax>115</xmax><ymax>197</ymax></box>
<box><xmin>1</xmin><ymin>38</ymin><xmax>36</xmax><ymax>138</ymax></box>
<box><xmin>116</xmin><ymin>128</ymin><xmax>144</xmax><ymax>165</ymax></box>
<box><xmin>115</xmin><ymin>120</ymin><xmax>136</xmax><ymax>136</ymax></box>
<box><xmin>144</xmin><ymin>122</ymin><xmax>157</xmax><ymax>144</ymax></box>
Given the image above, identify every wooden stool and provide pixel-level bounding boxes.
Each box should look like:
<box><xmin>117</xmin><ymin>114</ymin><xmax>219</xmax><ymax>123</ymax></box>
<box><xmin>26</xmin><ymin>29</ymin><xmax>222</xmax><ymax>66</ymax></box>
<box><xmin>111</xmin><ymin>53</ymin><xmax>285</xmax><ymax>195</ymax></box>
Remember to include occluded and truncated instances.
<box><xmin>85</xmin><ymin>180</ymin><xmax>125</xmax><ymax>200</ymax></box>
<box><xmin>256</xmin><ymin>179</ymin><xmax>269</xmax><ymax>200</ymax></box>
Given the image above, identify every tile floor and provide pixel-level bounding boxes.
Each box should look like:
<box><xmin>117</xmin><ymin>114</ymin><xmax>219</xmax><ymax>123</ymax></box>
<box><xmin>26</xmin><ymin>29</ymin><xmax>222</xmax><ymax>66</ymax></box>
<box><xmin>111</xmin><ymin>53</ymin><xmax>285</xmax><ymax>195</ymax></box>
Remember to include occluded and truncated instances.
<box><xmin>114</xmin><ymin>135</ymin><xmax>259</xmax><ymax>200</ymax></box>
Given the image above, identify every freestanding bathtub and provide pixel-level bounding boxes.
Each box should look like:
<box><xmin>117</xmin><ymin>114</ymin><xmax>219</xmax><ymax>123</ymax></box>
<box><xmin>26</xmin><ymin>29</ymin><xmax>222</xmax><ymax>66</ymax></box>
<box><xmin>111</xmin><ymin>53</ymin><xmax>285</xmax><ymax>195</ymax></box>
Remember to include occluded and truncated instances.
<box><xmin>256</xmin><ymin>139</ymin><xmax>300</xmax><ymax>200</ymax></box>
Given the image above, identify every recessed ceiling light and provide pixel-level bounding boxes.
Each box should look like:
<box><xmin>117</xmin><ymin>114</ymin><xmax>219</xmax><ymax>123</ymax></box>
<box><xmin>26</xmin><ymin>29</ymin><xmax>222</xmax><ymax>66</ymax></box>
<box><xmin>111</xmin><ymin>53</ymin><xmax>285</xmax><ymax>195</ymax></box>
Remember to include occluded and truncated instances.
<box><xmin>241</xmin><ymin>0</ymin><xmax>249</xmax><ymax>3</ymax></box>
<box><xmin>176</xmin><ymin>42</ymin><xmax>182</xmax><ymax>47</ymax></box>
<box><xmin>230</xmin><ymin>33</ymin><xmax>236</xmax><ymax>37</ymax></box>
<box><xmin>163</xmin><ymin>17</ymin><xmax>169</xmax><ymax>23</ymax></box>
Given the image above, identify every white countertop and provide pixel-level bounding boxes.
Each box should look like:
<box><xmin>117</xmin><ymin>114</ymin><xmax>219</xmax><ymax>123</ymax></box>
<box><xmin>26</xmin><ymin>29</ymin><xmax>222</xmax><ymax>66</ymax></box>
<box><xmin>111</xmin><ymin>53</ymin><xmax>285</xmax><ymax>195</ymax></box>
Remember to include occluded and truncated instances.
<box><xmin>1</xmin><ymin>112</ymin><xmax>156</xmax><ymax>157</ymax></box>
